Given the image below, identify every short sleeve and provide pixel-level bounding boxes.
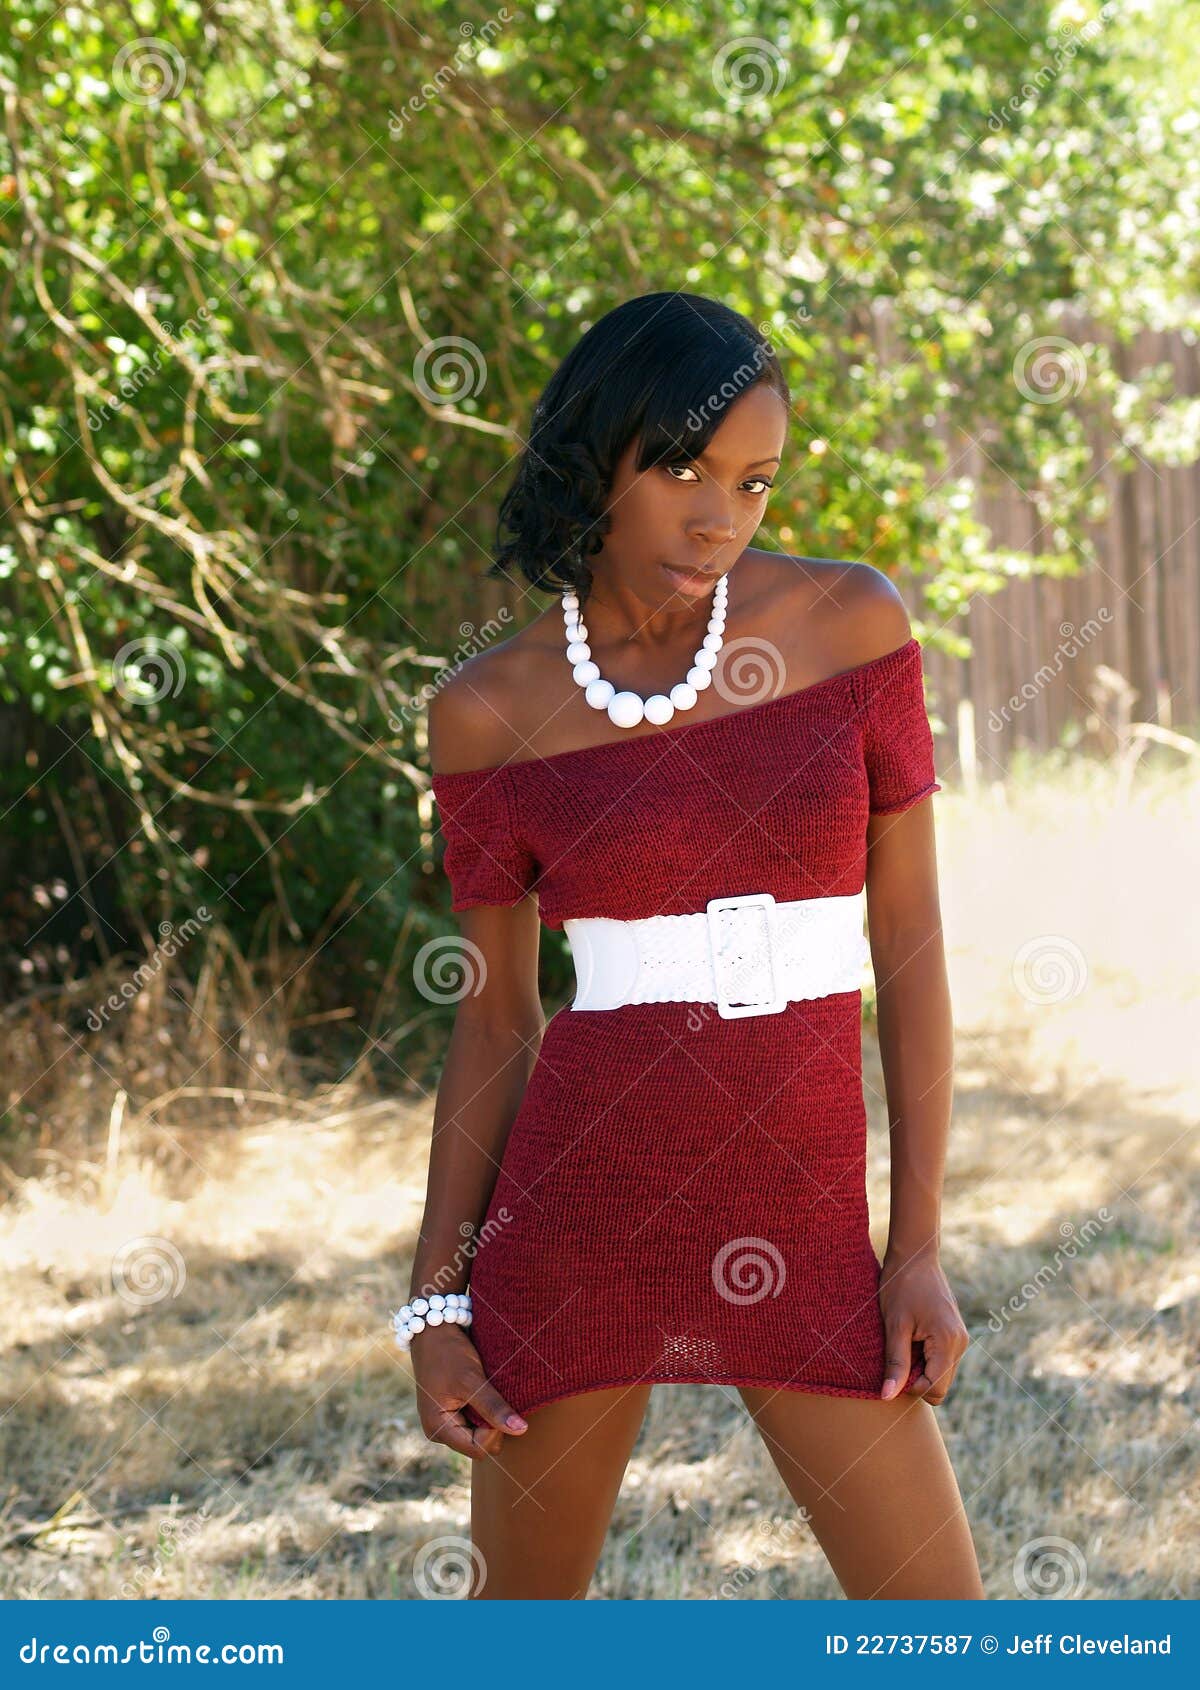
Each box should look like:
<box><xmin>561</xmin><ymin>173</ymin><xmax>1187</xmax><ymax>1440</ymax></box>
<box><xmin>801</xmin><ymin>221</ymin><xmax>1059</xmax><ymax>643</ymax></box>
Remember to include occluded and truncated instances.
<box><xmin>855</xmin><ymin>638</ymin><xmax>942</xmax><ymax>815</ymax></box>
<box><xmin>430</xmin><ymin>765</ymin><xmax>538</xmax><ymax>911</ymax></box>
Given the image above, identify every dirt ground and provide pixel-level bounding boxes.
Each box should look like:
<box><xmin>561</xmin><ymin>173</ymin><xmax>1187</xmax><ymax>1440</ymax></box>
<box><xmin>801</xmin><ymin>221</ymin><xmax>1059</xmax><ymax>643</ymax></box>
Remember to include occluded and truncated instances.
<box><xmin>3</xmin><ymin>760</ymin><xmax>1196</xmax><ymax>1599</ymax></box>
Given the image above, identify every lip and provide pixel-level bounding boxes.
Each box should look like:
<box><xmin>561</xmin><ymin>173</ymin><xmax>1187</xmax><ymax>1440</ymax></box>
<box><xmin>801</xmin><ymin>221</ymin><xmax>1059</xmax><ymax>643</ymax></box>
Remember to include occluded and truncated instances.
<box><xmin>661</xmin><ymin>561</ymin><xmax>720</xmax><ymax>596</ymax></box>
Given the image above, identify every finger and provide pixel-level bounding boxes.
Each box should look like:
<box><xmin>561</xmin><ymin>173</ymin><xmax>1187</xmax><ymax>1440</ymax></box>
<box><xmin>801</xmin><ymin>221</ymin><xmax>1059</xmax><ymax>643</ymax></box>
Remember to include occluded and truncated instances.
<box><xmin>466</xmin><ymin>1381</ymin><xmax>528</xmax><ymax>1434</ymax></box>
<box><xmin>880</xmin><ymin>1320</ymin><xmax>916</xmax><ymax>1400</ymax></box>
<box><xmin>908</xmin><ymin>1331</ymin><xmax>962</xmax><ymax>1402</ymax></box>
<box><xmin>912</xmin><ymin>1368</ymin><xmax>955</xmax><ymax>1405</ymax></box>
<box><xmin>470</xmin><ymin>1422</ymin><xmax>508</xmax><ymax>1458</ymax></box>
<box><xmin>426</xmin><ymin>1407</ymin><xmax>491</xmax><ymax>1460</ymax></box>
<box><xmin>916</xmin><ymin>1330</ymin><xmax>957</xmax><ymax>1393</ymax></box>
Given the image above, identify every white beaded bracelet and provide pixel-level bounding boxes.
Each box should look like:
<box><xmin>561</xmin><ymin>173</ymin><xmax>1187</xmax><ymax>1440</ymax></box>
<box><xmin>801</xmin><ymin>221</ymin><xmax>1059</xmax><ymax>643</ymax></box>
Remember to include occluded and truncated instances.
<box><xmin>391</xmin><ymin>1291</ymin><xmax>473</xmax><ymax>1352</ymax></box>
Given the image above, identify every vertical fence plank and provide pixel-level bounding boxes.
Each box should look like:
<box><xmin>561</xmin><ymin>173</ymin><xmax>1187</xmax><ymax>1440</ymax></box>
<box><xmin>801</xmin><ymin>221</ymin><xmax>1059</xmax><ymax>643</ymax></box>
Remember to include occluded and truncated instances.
<box><xmin>871</xmin><ymin>307</ymin><xmax>1197</xmax><ymax>772</ymax></box>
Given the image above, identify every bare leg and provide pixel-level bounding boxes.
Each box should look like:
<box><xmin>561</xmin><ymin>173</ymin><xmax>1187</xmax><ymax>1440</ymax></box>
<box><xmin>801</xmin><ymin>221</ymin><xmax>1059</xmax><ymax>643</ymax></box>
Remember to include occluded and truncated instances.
<box><xmin>738</xmin><ymin>1385</ymin><xmax>985</xmax><ymax>1599</ymax></box>
<box><xmin>469</xmin><ymin>1383</ymin><xmax>652</xmax><ymax>1598</ymax></box>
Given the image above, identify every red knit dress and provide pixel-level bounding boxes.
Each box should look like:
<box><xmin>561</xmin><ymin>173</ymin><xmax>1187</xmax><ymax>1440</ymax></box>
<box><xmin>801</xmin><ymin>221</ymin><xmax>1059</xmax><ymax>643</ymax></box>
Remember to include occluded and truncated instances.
<box><xmin>430</xmin><ymin>636</ymin><xmax>941</xmax><ymax>1417</ymax></box>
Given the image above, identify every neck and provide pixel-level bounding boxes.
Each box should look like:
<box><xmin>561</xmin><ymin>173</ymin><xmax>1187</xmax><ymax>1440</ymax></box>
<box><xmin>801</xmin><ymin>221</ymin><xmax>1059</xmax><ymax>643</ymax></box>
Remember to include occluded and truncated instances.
<box><xmin>580</xmin><ymin>574</ymin><xmax>719</xmax><ymax>652</ymax></box>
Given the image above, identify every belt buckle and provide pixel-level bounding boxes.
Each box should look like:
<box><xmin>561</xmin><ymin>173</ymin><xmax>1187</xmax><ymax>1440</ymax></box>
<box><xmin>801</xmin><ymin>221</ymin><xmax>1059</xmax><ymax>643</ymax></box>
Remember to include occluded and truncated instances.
<box><xmin>705</xmin><ymin>892</ymin><xmax>787</xmax><ymax>1019</ymax></box>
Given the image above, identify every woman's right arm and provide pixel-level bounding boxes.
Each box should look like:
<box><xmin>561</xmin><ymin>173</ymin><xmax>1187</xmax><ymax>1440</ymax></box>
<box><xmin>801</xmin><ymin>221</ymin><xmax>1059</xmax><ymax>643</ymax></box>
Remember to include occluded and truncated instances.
<box><xmin>404</xmin><ymin>671</ymin><xmax>543</xmax><ymax>1459</ymax></box>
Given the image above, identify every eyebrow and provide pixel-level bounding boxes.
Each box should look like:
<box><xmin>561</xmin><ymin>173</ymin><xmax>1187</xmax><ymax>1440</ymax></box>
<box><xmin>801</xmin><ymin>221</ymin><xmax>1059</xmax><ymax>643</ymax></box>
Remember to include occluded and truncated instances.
<box><xmin>687</xmin><ymin>449</ymin><xmax>782</xmax><ymax>469</ymax></box>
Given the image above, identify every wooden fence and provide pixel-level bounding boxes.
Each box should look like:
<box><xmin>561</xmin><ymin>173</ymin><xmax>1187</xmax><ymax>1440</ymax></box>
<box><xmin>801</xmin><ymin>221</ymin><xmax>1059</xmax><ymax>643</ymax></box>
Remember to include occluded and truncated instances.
<box><xmin>858</xmin><ymin>303</ymin><xmax>1200</xmax><ymax>789</ymax></box>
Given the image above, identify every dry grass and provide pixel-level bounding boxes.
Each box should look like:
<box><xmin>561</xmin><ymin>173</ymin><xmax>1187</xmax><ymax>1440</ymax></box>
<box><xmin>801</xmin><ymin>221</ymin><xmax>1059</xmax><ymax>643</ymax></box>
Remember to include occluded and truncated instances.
<box><xmin>2</xmin><ymin>756</ymin><xmax>1197</xmax><ymax>1600</ymax></box>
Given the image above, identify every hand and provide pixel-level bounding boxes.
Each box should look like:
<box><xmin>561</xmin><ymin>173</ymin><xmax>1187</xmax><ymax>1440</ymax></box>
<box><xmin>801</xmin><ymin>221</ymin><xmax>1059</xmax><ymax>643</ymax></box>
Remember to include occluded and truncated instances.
<box><xmin>877</xmin><ymin>1245</ymin><xmax>970</xmax><ymax>1405</ymax></box>
<box><xmin>408</xmin><ymin>1323</ymin><xmax>529</xmax><ymax>1458</ymax></box>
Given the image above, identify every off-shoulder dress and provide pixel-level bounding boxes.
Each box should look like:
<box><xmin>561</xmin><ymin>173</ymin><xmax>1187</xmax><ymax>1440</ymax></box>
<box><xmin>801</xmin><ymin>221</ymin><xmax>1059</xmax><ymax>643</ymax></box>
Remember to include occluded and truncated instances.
<box><xmin>429</xmin><ymin>636</ymin><xmax>942</xmax><ymax>1418</ymax></box>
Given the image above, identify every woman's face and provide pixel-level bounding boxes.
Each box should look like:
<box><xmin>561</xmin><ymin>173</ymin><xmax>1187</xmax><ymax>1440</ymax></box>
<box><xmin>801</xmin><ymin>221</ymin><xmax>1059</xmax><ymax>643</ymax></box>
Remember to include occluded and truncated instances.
<box><xmin>596</xmin><ymin>380</ymin><xmax>789</xmax><ymax>607</ymax></box>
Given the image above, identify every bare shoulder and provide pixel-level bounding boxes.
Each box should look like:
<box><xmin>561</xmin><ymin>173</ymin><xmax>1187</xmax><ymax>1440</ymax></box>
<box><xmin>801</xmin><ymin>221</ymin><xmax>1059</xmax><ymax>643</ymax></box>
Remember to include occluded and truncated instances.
<box><xmin>829</xmin><ymin>559</ymin><xmax>915</xmax><ymax>661</ymax></box>
<box><xmin>427</xmin><ymin>610</ymin><xmax>557</xmax><ymax>776</ymax></box>
<box><xmin>741</xmin><ymin>549</ymin><xmax>914</xmax><ymax>671</ymax></box>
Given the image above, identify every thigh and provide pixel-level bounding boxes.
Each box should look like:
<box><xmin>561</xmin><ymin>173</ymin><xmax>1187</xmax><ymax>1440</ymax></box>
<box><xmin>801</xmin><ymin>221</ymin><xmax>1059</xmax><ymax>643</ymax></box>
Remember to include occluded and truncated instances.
<box><xmin>738</xmin><ymin>1385</ymin><xmax>985</xmax><ymax>1599</ymax></box>
<box><xmin>469</xmin><ymin>1383</ymin><xmax>652</xmax><ymax>1599</ymax></box>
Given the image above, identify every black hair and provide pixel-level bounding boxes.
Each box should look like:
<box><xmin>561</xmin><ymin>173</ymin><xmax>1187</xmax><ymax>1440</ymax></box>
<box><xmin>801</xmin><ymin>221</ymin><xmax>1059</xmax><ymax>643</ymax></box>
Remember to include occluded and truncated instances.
<box><xmin>489</xmin><ymin>292</ymin><xmax>790</xmax><ymax>601</ymax></box>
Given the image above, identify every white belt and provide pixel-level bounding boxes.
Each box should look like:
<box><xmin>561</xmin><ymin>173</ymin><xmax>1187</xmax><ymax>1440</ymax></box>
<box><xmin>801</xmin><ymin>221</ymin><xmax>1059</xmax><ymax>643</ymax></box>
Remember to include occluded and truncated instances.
<box><xmin>564</xmin><ymin>891</ymin><xmax>870</xmax><ymax>1019</ymax></box>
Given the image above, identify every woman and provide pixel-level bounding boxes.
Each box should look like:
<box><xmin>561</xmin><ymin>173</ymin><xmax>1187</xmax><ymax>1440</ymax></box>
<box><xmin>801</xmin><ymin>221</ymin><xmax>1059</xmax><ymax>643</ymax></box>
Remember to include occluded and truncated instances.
<box><xmin>399</xmin><ymin>292</ymin><xmax>983</xmax><ymax>1600</ymax></box>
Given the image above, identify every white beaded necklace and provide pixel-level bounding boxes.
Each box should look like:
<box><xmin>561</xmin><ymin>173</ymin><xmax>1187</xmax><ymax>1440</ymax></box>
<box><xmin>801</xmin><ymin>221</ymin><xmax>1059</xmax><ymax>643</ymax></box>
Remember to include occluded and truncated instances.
<box><xmin>562</xmin><ymin>572</ymin><xmax>729</xmax><ymax>729</ymax></box>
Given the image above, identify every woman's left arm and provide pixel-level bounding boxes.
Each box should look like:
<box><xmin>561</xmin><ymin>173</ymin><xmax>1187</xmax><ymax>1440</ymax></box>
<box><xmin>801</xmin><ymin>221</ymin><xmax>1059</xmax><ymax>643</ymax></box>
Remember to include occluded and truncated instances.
<box><xmin>865</xmin><ymin>797</ymin><xmax>970</xmax><ymax>1405</ymax></box>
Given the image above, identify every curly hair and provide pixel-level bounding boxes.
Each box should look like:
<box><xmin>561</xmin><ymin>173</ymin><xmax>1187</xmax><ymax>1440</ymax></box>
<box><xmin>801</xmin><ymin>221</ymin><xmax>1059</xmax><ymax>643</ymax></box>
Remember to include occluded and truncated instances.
<box><xmin>489</xmin><ymin>292</ymin><xmax>789</xmax><ymax>603</ymax></box>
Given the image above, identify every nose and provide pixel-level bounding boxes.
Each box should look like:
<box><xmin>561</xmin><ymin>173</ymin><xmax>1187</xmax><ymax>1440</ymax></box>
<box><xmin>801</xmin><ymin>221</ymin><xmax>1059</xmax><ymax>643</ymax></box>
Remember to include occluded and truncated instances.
<box><xmin>687</xmin><ymin>491</ymin><xmax>737</xmax><ymax>546</ymax></box>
